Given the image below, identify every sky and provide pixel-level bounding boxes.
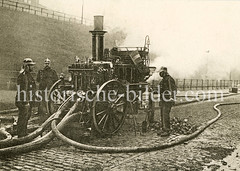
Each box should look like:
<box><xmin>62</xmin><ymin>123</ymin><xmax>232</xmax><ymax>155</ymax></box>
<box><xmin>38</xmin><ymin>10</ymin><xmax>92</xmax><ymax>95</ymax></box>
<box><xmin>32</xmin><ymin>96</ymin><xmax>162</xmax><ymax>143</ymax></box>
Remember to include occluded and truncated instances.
<box><xmin>40</xmin><ymin>0</ymin><xmax>240</xmax><ymax>79</ymax></box>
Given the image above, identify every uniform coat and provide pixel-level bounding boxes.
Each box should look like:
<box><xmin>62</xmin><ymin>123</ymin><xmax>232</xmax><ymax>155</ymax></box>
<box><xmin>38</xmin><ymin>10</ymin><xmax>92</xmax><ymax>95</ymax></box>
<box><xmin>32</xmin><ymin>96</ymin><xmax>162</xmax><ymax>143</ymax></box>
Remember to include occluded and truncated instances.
<box><xmin>15</xmin><ymin>70</ymin><xmax>36</xmax><ymax>137</ymax></box>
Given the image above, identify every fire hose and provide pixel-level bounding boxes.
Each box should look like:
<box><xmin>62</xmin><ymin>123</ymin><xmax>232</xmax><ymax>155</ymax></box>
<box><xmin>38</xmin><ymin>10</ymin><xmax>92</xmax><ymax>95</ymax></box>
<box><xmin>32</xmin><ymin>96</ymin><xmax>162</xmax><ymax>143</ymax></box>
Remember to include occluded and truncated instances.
<box><xmin>0</xmin><ymin>100</ymin><xmax>239</xmax><ymax>155</ymax></box>
<box><xmin>50</xmin><ymin>102</ymin><xmax>240</xmax><ymax>153</ymax></box>
<box><xmin>0</xmin><ymin>97</ymin><xmax>80</xmax><ymax>155</ymax></box>
<box><xmin>0</xmin><ymin>93</ymin><xmax>75</xmax><ymax>150</ymax></box>
<box><xmin>0</xmin><ymin>129</ymin><xmax>12</xmax><ymax>144</ymax></box>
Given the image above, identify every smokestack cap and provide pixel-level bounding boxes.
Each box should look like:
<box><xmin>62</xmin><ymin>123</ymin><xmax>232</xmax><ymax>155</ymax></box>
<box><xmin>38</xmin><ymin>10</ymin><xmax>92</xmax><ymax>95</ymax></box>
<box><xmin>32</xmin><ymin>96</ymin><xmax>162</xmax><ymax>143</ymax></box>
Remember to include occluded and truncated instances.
<box><xmin>94</xmin><ymin>15</ymin><xmax>104</xmax><ymax>31</ymax></box>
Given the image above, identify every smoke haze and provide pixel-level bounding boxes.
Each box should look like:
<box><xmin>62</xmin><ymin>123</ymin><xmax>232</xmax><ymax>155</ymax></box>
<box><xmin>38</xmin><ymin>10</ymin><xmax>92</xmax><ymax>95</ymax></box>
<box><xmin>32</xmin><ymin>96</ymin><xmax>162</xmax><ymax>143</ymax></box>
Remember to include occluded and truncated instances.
<box><xmin>40</xmin><ymin>0</ymin><xmax>240</xmax><ymax>79</ymax></box>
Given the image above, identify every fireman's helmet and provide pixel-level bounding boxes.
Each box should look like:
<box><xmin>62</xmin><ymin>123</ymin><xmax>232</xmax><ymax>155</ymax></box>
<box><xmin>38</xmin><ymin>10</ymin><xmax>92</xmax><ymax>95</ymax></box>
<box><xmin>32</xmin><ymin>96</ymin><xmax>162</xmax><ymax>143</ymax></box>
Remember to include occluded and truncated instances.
<box><xmin>23</xmin><ymin>58</ymin><xmax>35</xmax><ymax>65</ymax></box>
<box><xmin>44</xmin><ymin>58</ymin><xmax>51</xmax><ymax>64</ymax></box>
<box><xmin>159</xmin><ymin>66</ymin><xmax>167</xmax><ymax>72</ymax></box>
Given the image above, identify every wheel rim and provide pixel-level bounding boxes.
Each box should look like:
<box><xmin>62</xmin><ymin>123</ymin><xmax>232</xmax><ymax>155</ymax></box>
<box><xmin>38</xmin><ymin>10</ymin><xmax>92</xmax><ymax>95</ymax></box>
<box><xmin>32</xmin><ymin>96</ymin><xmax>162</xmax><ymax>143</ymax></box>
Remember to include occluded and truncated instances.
<box><xmin>92</xmin><ymin>80</ymin><xmax>127</xmax><ymax>135</ymax></box>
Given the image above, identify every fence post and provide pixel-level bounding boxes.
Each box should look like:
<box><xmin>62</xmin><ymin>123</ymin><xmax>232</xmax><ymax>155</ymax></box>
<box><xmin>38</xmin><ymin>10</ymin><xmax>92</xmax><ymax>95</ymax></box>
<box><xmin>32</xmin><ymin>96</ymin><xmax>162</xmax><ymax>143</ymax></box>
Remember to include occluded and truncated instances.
<box><xmin>223</xmin><ymin>80</ymin><xmax>226</xmax><ymax>89</ymax></box>
<box><xmin>15</xmin><ymin>2</ymin><xmax>18</xmax><ymax>10</ymax></box>
<box><xmin>212</xmin><ymin>80</ymin><xmax>214</xmax><ymax>90</ymax></box>
<box><xmin>41</xmin><ymin>8</ymin><xmax>42</xmax><ymax>14</ymax></box>
<box><xmin>175</xmin><ymin>79</ymin><xmax>178</xmax><ymax>90</ymax></box>
<box><xmin>190</xmin><ymin>79</ymin><xmax>192</xmax><ymax>90</ymax></box>
<box><xmin>183</xmin><ymin>79</ymin><xmax>185</xmax><ymax>91</ymax></box>
<box><xmin>201</xmin><ymin>79</ymin><xmax>203</xmax><ymax>90</ymax></box>
<box><xmin>64</xmin><ymin>14</ymin><xmax>65</xmax><ymax>21</ymax></box>
<box><xmin>196</xmin><ymin>79</ymin><xmax>198</xmax><ymax>90</ymax></box>
<box><xmin>29</xmin><ymin>4</ymin><xmax>30</xmax><ymax>12</ymax></box>
<box><xmin>53</xmin><ymin>11</ymin><xmax>54</xmax><ymax>18</ymax></box>
<box><xmin>2</xmin><ymin>0</ymin><xmax>3</xmax><ymax>7</ymax></box>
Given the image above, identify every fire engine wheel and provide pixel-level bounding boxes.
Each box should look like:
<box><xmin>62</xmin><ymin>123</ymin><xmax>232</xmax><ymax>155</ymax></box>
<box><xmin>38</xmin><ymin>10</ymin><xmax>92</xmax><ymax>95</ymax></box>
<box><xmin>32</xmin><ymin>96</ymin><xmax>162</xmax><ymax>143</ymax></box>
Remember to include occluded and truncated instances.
<box><xmin>47</xmin><ymin>80</ymin><xmax>67</xmax><ymax>115</ymax></box>
<box><xmin>92</xmin><ymin>80</ymin><xmax>127</xmax><ymax>135</ymax></box>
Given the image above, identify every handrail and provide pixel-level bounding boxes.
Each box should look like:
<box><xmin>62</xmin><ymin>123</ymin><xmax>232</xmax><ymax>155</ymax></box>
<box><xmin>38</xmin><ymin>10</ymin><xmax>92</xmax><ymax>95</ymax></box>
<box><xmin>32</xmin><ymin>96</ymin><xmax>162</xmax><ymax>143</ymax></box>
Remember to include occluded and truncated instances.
<box><xmin>0</xmin><ymin>0</ymin><xmax>93</xmax><ymax>25</ymax></box>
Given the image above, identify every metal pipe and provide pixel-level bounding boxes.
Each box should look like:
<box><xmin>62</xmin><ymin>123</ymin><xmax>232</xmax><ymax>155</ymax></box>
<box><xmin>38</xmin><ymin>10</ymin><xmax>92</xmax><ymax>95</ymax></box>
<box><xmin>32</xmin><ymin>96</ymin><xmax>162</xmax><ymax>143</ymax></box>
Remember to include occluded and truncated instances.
<box><xmin>98</xmin><ymin>34</ymin><xmax>104</xmax><ymax>60</ymax></box>
<box><xmin>92</xmin><ymin>33</ymin><xmax>97</xmax><ymax>61</ymax></box>
<box><xmin>90</xmin><ymin>16</ymin><xmax>106</xmax><ymax>61</ymax></box>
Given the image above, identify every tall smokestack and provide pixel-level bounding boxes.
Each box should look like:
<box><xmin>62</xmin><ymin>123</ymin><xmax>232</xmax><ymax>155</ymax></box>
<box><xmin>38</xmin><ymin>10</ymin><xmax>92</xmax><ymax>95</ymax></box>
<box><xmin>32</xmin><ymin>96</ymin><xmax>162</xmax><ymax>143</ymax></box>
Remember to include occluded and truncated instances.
<box><xmin>90</xmin><ymin>16</ymin><xmax>107</xmax><ymax>61</ymax></box>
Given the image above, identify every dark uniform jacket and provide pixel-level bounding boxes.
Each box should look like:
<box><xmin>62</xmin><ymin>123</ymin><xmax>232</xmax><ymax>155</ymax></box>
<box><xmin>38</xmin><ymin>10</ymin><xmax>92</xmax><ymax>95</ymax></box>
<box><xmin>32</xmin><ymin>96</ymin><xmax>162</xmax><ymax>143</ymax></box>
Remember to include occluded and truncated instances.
<box><xmin>15</xmin><ymin>70</ymin><xmax>36</xmax><ymax>107</ymax></box>
<box><xmin>36</xmin><ymin>66</ymin><xmax>58</xmax><ymax>90</ymax></box>
<box><xmin>160</xmin><ymin>74</ymin><xmax>177</xmax><ymax>101</ymax></box>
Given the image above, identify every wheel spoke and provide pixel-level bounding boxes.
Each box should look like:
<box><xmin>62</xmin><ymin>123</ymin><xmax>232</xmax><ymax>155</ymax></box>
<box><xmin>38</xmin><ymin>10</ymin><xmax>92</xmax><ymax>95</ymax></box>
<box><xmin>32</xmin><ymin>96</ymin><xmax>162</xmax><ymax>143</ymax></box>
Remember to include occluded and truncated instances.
<box><xmin>115</xmin><ymin>111</ymin><xmax>124</xmax><ymax>123</ymax></box>
<box><xmin>110</xmin><ymin>114</ymin><xmax>116</xmax><ymax>132</ymax></box>
<box><xmin>102</xmin><ymin>114</ymin><xmax>109</xmax><ymax>131</ymax></box>
<box><xmin>93</xmin><ymin>80</ymin><xmax>127</xmax><ymax>135</ymax></box>
<box><xmin>98</xmin><ymin>113</ymin><xmax>107</xmax><ymax>125</ymax></box>
<box><xmin>112</xmin><ymin>113</ymin><xmax>120</xmax><ymax>125</ymax></box>
<box><xmin>114</xmin><ymin>93</ymin><xmax>124</xmax><ymax>103</ymax></box>
<box><xmin>116</xmin><ymin>102</ymin><xmax>125</xmax><ymax>107</ymax></box>
<box><xmin>96</xmin><ymin>110</ymin><xmax>107</xmax><ymax>116</ymax></box>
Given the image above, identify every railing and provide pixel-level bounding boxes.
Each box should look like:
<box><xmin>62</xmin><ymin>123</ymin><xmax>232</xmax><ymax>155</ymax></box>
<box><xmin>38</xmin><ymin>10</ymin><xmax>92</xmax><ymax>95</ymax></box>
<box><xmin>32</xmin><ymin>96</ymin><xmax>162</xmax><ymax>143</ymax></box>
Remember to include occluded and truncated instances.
<box><xmin>0</xmin><ymin>0</ymin><xmax>93</xmax><ymax>25</ymax></box>
<box><xmin>1</xmin><ymin>69</ymin><xmax>240</xmax><ymax>91</ymax></box>
<box><xmin>151</xmin><ymin>79</ymin><xmax>240</xmax><ymax>91</ymax></box>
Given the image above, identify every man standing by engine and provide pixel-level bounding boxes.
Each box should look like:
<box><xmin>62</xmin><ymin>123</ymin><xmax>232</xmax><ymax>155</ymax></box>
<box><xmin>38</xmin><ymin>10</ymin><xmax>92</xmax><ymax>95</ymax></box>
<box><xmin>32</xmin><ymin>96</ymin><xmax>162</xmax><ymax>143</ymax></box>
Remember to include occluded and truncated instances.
<box><xmin>36</xmin><ymin>58</ymin><xmax>58</xmax><ymax>121</ymax></box>
<box><xmin>158</xmin><ymin>66</ymin><xmax>177</xmax><ymax>137</ymax></box>
<box><xmin>15</xmin><ymin>58</ymin><xmax>36</xmax><ymax>138</ymax></box>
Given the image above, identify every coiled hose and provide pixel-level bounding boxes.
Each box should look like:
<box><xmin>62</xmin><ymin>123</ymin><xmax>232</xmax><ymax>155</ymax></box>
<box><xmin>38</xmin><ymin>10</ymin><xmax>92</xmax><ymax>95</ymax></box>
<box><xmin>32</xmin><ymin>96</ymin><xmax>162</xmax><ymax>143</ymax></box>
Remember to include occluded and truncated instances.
<box><xmin>50</xmin><ymin>102</ymin><xmax>240</xmax><ymax>153</ymax></box>
<box><xmin>0</xmin><ymin>98</ymin><xmax>80</xmax><ymax>156</ymax></box>
<box><xmin>0</xmin><ymin>100</ymin><xmax>239</xmax><ymax>155</ymax></box>
<box><xmin>0</xmin><ymin>93</ymin><xmax>75</xmax><ymax>149</ymax></box>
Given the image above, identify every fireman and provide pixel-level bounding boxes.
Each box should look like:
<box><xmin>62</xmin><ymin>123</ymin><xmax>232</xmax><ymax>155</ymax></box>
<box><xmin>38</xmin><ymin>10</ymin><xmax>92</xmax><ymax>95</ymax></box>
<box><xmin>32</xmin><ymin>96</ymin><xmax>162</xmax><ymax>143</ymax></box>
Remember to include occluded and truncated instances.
<box><xmin>15</xmin><ymin>58</ymin><xmax>36</xmax><ymax>138</ymax></box>
<box><xmin>158</xmin><ymin>66</ymin><xmax>177</xmax><ymax>137</ymax></box>
<box><xmin>36</xmin><ymin>58</ymin><xmax>58</xmax><ymax>118</ymax></box>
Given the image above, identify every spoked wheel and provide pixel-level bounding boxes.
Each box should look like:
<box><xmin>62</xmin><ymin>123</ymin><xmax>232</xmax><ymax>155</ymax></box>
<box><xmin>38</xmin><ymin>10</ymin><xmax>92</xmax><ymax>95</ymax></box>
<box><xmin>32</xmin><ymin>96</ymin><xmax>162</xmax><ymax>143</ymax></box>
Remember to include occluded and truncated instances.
<box><xmin>47</xmin><ymin>79</ymin><xmax>72</xmax><ymax>115</ymax></box>
<box><xmin>92</xmin><ymin>80</ymin><xmax>127</xmax><ymax>135</ymax></box>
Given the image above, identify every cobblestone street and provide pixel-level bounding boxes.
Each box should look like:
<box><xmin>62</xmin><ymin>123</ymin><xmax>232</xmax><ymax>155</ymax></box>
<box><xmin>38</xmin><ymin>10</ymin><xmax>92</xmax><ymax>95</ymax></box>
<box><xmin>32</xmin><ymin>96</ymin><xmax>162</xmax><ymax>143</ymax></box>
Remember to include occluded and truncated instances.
<box><xmin>1</xmin><ymin>0</ymin><xmax>240</xmax><ymax>170</ymax></box>
<box><xmin>0</xmin><ymin>94</ymin><xmax>240</xmax><ymax>170</ymax></box>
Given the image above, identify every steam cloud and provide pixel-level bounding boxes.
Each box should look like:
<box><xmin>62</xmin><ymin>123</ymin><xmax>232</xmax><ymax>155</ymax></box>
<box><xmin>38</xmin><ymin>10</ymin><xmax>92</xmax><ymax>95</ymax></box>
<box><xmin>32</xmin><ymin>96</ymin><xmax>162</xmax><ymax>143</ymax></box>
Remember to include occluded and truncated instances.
<box><xmin>41</xmin><ymin>0</ymin><xmax>240</xmax><ymax>80</ymax></box>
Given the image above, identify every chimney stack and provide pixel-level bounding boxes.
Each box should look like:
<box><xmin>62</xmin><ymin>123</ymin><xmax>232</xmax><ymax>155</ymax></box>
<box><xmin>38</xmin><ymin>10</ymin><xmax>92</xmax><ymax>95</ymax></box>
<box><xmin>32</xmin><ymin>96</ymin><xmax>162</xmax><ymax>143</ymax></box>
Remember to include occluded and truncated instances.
<box><xmin>90</xmin><ymin>16</ymin><xmax>107</xmax><ymax>61</ymax></box>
